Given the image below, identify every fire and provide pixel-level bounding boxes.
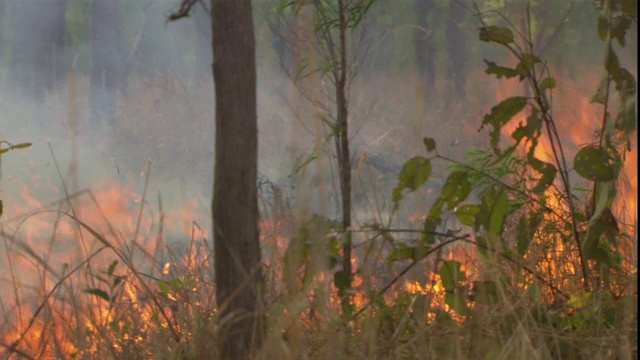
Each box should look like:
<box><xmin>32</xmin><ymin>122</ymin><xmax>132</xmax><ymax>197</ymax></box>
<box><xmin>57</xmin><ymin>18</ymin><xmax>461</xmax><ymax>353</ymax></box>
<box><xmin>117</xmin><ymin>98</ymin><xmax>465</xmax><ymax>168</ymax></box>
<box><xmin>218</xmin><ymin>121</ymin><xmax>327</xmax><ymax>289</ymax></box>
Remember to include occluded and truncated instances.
<box><xmin>0</xmin><ymin>175</ymin><xmax>209</xmax><ymax>358</ymax></box>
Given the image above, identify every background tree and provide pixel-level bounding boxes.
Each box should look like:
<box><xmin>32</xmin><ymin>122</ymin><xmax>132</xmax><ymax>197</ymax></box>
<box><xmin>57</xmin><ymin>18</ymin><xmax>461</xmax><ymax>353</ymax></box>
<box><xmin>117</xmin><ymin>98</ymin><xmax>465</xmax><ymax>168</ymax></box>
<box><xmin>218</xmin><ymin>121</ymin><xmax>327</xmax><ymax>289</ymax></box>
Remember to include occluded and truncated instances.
<box><xmin>193</xmin><ymin>1</ymin><xmax>213</xmax><ymax>79</ymax></box>
<box><xmin>90</xmin><ymin>0</ymin><xmax>125</xmax><ymax>131</ymax></box>
<box><xmin>413</xmin><ymin>0</ymin><xmax>436</xmax><ymax>103</ymax></box>
<box><xmin>445</xmin><ymin>0</ymin><xmax>468</xmax><ymax>104</ymax></box>
<box><xmin>211</xmin><ymin>0</ymin><xmax>264</xmax><ymax>358</ymax></box>
<box><xmin>8</xmin><ymin>0</ymin><xmax>66</xmax><ymax>127</ymax></box>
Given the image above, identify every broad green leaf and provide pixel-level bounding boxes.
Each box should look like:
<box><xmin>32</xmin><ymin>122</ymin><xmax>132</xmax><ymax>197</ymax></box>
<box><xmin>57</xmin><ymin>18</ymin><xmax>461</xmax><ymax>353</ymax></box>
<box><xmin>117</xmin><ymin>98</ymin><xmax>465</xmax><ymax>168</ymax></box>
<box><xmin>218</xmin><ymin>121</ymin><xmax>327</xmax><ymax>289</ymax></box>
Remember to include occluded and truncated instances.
<box><xmin>393</xmin><ymin>156</ymin><xmax>432</xmax><ymax>206</ymax></box>
<box><xmin>484</xmin><ymin>60</ymin><xmax>518</xmax><ymax>79</ymax></box>
<box><xmin>597</xmin><ymin>15</ymin><xmax>608</xmax><ymax>41</ymax></box>
<box><xmin>438</xmin><ymin>171</ymin><xmax>471</xmax><ymax>210</ymax></box>
<box><xmin>613</xmin><ymin>68</ymin><xmax>637</xmax><ymax>143</ymax></box>
<box><xmin>511</xmin><ymin>108</ymin><xmax>542</xmax><ymax>145</ymax></box>
<box><xmin>539</xmin><ymin>77</ymin><xmax>556</xmax><ymax>90</ymax></box>
<box><xmin>477</xmin><ymin>186</ymin><xmax>510</xmax><ymax>237</ymax></box>
<box><xmin>605</xmin><ymin>49</ymin><xmax>621</xmax><ymax>76</ymax></box>
<box><xmin>612</xmin><ymin>15</ymin><xmax>632</xmax><ymax>47</ymax></box>
<box><xmin>85</xmin><ymin>288</ymin><xmax>110</xmax><ymax>302</ymax></box>
<box><xmin>479</xmin><ymin>25</ymin><xmax>514</xmax><ymax>45</ymax></box>
<box><xmin>480</xmin><ymin>97</ymin><xmax>528</xmax><ymax>155</ymax></box>
<box><xmin>440</xmin><ymin>260</ymin><xmax>465</xmax><ymax>291</ymax></box>
<box><xmin>516</xmin><ymin>211</ymin><xmax>542</xmax><ymax>257</ymax></box>
<box><xmin>334</xmin><ymin>270</ymin><xmax>351</xmax><ymax>294</ymax></box>
<box><xmin>515</xmin><ymin>54</ymin><xmax>541</xmax><ymax>78</ymax></box>
<box><xmin>422</xmin><ymin>215</ymin><xmax>441</xmax><ymax>245</ymax></box>
<box><xmin>621</xmin><ymin>1</ymin><xmax>637</xmax><ymax>17</ymax></box>
<box><xmin>423</xmin><ymin>137</ymin><xmax>436</xmax><ymax>152</ymax></box>
<box><xmin>398</xmin><ymin>156</ymin><xmax>432</xmax><ymax>190</ymax></box>
<box><xmin>574</xmin><ymin>145</ymin><xmax>619</xmax><ymax>182</ymax></box>
<box><xmin>445</xmin><ymin>290</ymin><xmax>468</xmax><ymax>315</ymax></box>
<box><xmin>583</xmin><ymin>209</ymin><xmax>622</xmax><ymax>268</ymax></box>
<box><xmin>591</xmin><ymin>76</ymin><xmax>608</xmax><ymax>104</ymax></box>
<box><xmin>528</xmin><ymin>157</ymin><xmax>557</xmax><ymax>194</ymax></box>
<box><xmin>386</xmin><ymin>243</ymin><xmax>417</xmax><ymax>264</ymax></box>
<box><xmin>455</xmin><ymin>204</ymin><xmax>480</xmax><ymax>227</ymax></box>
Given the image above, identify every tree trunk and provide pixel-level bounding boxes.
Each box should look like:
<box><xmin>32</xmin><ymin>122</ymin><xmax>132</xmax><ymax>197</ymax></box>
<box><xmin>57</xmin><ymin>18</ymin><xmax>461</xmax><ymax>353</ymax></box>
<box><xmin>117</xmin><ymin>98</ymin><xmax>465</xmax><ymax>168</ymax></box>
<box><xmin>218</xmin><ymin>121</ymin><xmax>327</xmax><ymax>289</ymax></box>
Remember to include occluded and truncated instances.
<box><xmin>414</xmin><ymin>0</ymin><xmax>436</xmax><ymax>91</ymax></box>
<box><xmin>335</xmin><ymin>0</ymin><xmax>353</xmax><ymax>317</ymax></box>
<box><xmin>211</xmin><ymin>1</ymin><xmax>264</xmax><ymax>358</ymax></box>
<box><xmin>90</xmin><ymin>0</ymin><xmax>124</xmax><ymax>132</ymax></box>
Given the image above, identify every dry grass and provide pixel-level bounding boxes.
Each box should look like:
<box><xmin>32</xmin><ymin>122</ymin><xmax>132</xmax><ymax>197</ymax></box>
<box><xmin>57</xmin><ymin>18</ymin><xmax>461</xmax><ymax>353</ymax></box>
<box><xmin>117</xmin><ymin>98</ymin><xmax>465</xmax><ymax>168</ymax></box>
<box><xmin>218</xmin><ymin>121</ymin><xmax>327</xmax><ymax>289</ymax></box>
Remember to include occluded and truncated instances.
<box><xmin>0</xmin><ymin>59</ymin><xmax>636</xmax><ymax>359</ymax></box>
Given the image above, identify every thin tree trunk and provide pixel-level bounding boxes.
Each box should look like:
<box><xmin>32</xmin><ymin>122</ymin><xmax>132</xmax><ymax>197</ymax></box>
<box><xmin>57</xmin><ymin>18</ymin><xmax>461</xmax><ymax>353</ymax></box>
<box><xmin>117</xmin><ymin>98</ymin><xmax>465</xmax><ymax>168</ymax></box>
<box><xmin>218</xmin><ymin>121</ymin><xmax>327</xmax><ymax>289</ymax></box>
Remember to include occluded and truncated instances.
<box><xmin>335</xmin><ymin>0</ymin><xmax>352</xmax><ymax>317</ymax></box>
<box><xmin>9</xmin><ymin>0</ymin><xmax>66</xmax><ymax>127</ymax></box>
<box><xmin>211</xmin><ymin>1</ymin><xmax>264</xmax><ymax>358</ymax></box>
<box><xmin>90</xmin><ymin>0</ymin><xmax>124</xmax><ymax>132</ymax></box>
<box><xmin>446</xmin><ymin>1</ymin><xmax>467</xmax><ymax>102</ymax></box>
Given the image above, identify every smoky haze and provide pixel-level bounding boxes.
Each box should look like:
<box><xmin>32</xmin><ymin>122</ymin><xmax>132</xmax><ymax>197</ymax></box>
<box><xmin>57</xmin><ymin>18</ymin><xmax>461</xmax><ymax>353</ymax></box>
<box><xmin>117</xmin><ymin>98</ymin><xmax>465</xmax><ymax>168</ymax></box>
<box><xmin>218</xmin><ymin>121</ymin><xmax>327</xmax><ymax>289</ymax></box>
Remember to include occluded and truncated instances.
<box><xmin>0</xmin><ymin>1</ymin><xmax>636</xmax><ymax>244</ymax></box>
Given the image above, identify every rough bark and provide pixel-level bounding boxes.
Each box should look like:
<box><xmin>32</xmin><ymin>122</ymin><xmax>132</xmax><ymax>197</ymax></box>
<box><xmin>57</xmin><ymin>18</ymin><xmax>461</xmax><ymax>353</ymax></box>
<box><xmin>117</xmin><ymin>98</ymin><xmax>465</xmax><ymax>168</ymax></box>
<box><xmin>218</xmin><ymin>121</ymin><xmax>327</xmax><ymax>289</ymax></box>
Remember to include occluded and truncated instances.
<box><xmin>211</xmin><ymin>0</ymin><xmax>264</xmax><ymax>358</ymax></box>
<box><xmin>90</xmin><ymin>0</ymin><xmax>124</xmax><ymax>131</ymax></box>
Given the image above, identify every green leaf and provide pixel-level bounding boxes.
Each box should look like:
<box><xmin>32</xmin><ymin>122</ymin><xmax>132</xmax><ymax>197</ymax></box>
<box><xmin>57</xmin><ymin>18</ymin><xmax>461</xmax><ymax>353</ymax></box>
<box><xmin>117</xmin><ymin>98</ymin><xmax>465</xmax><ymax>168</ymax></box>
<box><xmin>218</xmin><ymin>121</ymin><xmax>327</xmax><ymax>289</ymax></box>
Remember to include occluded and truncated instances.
<box><xmin>515</xmin><ymin>54</ymin><xmax>541</xmax><ymax>78</ymax></box>
<box><xmin>476</xmin><ymin>186</ymin><xmax>511</xmax><ymax>238</ymax></box>
<box><xmin>605</xmin><ymin>49</ymin><xmax>621</xmax><ymax>76</ymax></box>
<box><xmin>479</xmin><ymin>25</ymin><xmax>514</xmax><ymax>45</ymax></box>
<box><xmin>423</xmin><ymin>137</ymin><xmax>436</xmax><ymax>152</ymax></box>
<box><xmin>334</xmin><ymin>270</ymin><xmax>351</xmax><ymax>294</ymax></box>
<box><xmin>440</xmin><ymin>260</ymin><xmax>465</xmax><ymax>291</ymax></box>
<box><xmin>611</xmin><ymin>15</ymin><xmax>632</xmax><ymax>47</ymax></box>
<box><xmin>170</xmin><ymin>277</ymin><xmax>183</xmax><ymax>292</ymax></box>
<box><xmin>13</xmin><ymin>142</ymin><xmax>32</xmax><ymax>149</ymax></box>
<box><xmin>455</xmin><ymin>204</ymin><xmax>480</xmax><ymax>227</ymax></box>
<box><xmin>438</xmin><ymin>171</ymin><xmax>471</xmax><ymax>210</ymax></box>
<box><xmin>85</xmin><ymin>288</ymin><xmax>110</xmax><ymax>302</ymax></box>
<box><xmin>568</xmin><ymin>292</ymin><xmax>592</xmax><ymax>310</ymax></box>
<box><xmin>480</xmin><ymin>97</ymin><xmax>528</xmax><ymax>155</ymax></box>
<box><xmin>620</xmin><ymin>1</ymin><xmax>637</xmax><ymax>17</ymax></box>
<box><xmin>539</xmin><ymin>77</ymin><xmax>556</xmax><ymax>90</ymax></box>
<box><xmin>107</xmin><ymin>260</ymin><xmax>118</xmax><ymax>277</ymax></box>
<box><xmin>597</xmin><ymin>15</ymin><xmax>608</xmax><ymax>41</ymax></box>
<box><xmin>574</xmin><ymin>145</ymin><xmax>619</xmax><ymax>182</ymax></box>
<box><xmin>398</xmin><ymin>156</ymin><xmax>432</xmax><ymax>190</ymax></box>
<box><xmin>591</xmin><ymin>76</ymin><xmax>608</xmax><ymax>104</ymax></box>
<box><xmin>529</xmin><ymin>157</ymin><xmax>557</xmax><ymax>195</ymax></box>
<box><xmin>393</xmin><ymin>156</ymin><xmax>432</xmax><ymax>206</ymax></box>
<box><xmin>484</xmin><ymin>60</ymin><xmax>518</xmax><ymax>79</ymax></box>
<box><xmin>512</xmin><ymin>108</ymin><xmax>542</xmax><ymax>144</ymax></box>
<box><xmin>445</xmin><ymin>290</ymin><xmax>468</xmax><ymax>315</ymax></box>
<box><xmin>516</xmin><ymin>211</ymin><xmax>542</xmax><ymax>257</ymax></box>
<box><xmin>158</xmin><ymin>280</ymin><xmax>169</xmax><ymax>296</ymax></box>
<box><xmin>387</xmin><ymin>243</ymin><xmax>417</xmax><ymax>264</ymax></box>
<box><xmin>422</xmin><ymin>215</ymin><xmax>441</xmax><ymax>244</ymax></box>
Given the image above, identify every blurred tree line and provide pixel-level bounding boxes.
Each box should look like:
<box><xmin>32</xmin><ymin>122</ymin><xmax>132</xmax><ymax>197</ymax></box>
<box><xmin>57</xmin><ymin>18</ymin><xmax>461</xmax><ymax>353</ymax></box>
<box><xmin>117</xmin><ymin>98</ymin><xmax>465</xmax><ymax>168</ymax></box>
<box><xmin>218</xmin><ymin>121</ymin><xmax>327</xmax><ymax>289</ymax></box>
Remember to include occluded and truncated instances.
<box><xmin>0</xmin><ymin>0</ymin><xmax>624</xmax><ymax>131</ymax></box>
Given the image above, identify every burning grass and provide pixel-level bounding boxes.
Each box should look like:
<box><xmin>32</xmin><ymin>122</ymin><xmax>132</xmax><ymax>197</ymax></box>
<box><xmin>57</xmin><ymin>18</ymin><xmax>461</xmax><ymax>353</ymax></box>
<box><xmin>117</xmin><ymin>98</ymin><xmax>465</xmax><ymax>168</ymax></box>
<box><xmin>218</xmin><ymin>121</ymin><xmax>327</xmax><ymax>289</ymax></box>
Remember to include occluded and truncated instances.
<box><xmin>0</xmin><ymin>160</ymin><xmax>636</xmax><ymax>359</ymax></box>
<box><xmin>0</xmin><ymin>24</ymin><xmax>637</xmax><ymax>359</ymax></box>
